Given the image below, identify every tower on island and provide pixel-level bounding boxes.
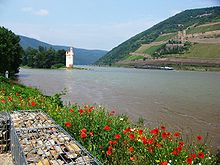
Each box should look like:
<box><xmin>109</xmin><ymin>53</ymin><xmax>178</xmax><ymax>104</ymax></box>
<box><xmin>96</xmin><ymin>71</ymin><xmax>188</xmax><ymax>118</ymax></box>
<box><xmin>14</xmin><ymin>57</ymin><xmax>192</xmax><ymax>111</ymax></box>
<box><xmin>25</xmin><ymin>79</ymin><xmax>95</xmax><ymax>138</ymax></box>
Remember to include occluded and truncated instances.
<box><xmin>66</xmin><ymin>47</ymin><xmax>74</xmax><ymax>68</ymax></box>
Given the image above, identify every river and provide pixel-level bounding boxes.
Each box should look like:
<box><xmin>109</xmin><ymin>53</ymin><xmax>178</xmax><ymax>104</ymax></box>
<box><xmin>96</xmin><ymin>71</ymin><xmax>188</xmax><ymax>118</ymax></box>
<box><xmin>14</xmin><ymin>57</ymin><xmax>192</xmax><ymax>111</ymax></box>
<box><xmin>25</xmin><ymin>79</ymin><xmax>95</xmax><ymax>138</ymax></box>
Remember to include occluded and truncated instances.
<box><xmin>18</xmin><ymin>67</ymin><xmax>220</xmax><ymax>151</ymax></box>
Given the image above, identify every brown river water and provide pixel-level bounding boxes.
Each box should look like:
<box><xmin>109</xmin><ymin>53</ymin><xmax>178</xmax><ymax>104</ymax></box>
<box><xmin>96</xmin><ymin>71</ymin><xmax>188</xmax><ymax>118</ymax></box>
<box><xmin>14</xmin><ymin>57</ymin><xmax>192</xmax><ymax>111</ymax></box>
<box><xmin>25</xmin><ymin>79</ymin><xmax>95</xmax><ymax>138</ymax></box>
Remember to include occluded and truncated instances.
<box><xmin>18</xmin><ymin>67</ymin><xmax>220</xmax><ymax>151</ymax></box>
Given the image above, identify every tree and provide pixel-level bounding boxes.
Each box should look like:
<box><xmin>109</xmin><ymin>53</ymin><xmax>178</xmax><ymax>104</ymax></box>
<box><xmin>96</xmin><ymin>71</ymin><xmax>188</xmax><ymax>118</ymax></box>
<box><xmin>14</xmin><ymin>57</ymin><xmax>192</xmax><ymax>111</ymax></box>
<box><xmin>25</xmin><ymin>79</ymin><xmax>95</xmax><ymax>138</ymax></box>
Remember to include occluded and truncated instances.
<box><xmin>0</xmin><ymin>27</ymin><xmax>23</xmax><ymax>76</ymax></box>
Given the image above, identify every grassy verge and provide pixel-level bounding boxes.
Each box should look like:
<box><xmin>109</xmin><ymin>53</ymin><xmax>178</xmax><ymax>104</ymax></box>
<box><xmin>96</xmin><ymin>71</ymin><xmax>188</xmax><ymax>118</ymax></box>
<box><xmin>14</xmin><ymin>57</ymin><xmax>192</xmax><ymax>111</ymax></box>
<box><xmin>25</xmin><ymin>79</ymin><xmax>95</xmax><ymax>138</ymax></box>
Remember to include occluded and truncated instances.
<box><xmin>0</xmin><ymin>76</ymin><xmax>219</xmax><ymax>164</ymax></box>
<box><xmin>186</xmin><ymin>23</ymin><xmax>220</xmax><ymax>34</ymax></box>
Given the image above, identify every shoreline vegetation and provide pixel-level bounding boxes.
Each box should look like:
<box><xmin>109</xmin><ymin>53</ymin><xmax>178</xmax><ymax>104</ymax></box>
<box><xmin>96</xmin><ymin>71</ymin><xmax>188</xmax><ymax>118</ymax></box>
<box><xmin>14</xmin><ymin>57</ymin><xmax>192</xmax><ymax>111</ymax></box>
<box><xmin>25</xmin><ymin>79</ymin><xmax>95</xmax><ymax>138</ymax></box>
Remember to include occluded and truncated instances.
<box><xmin>0</xmin><ymin>76</ymin><xmax>219</xmax><ymax>164</ymax></box>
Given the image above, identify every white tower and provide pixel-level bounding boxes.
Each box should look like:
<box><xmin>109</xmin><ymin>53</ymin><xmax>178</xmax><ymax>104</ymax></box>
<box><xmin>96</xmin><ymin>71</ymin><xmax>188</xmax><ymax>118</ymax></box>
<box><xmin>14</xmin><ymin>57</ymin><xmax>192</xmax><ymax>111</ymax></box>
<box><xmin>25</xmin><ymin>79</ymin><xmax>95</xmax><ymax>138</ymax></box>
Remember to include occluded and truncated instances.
<box><xmin>66</xmin><ymin>47</ymin><xmax>74</xmax><ymax>68</ymax></box>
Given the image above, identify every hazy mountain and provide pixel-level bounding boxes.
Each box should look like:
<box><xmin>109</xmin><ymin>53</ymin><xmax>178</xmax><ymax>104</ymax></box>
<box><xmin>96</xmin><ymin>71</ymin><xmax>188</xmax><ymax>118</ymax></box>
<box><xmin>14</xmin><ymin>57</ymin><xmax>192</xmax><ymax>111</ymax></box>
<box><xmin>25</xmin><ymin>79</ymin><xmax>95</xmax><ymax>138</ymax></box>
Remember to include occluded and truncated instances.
<box><xmin>19</xmin><ymin>35</ymin><xmax>107</xmax><ymax>65</ymax></box>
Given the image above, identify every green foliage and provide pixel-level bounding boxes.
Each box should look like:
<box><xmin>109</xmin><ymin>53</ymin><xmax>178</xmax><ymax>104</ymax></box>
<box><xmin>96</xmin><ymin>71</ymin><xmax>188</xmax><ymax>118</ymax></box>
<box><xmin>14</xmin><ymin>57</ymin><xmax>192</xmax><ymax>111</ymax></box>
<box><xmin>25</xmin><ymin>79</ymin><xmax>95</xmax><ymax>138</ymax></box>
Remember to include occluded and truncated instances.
<box><xmin>96</xmin><ymin>6</ymin><xmax>220</xmax><ymax>65</ymax></box>
<box><xmin>51</xmin><ymin>63</ymin><xmax>65</xmax><ymax>69</ymax></box>
<box><xmin>127</xmin><ymin>55</ymin><xmax>145</xmax><ymax>61</ymax></box>
<box><xmin>0</xmin><ymin>27</ymin><xmax>23</xmax><ymax>76</ymax></box>
<box><xmin>0</xmin><ymin>77</ymin><xmax>218</xmax><ymax>164</ymax></box>
<box><xmin>155</xmin><ymin>33</ymin><xmax>176</xmax><ymax>42</ymax></box>
<box><xmin>182</xmin><ymin>43</ymin><xmax>220</xmax><ymax>59</ymax></box>
<box><xmin>187</xmin><ymin>23</ymin><xmax>220</xmax><ymax>34</ymax></box>
<box><xmin>144</xmin><ymin>44</ymin><xmax>165</xmax><ymax>55</ymax></box>
<box><xmin>22</xmin><ymin>47</ymin><xmax>66</xmax><ymax>68</ymax></box>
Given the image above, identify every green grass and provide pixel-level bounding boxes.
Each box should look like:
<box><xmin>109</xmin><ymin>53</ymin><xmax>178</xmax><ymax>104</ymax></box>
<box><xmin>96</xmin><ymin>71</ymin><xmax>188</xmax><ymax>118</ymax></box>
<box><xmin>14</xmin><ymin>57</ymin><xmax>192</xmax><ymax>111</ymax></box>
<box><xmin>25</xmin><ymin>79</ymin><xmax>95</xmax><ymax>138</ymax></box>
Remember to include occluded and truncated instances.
<box><xmin>187</xmin><ymin>23</ymin><xmax>220</xmax><ymax>34</ymax></box>
<box><xmin>183</xmin><ymin>43</ymin><xmax>220</xmax><ymax>59</ymax></box>
<box><xmin>144</xmin><ymin>44</ymin><xmax>164</xmax><ymax>55</ymax></box>
<box><xmin>155</xmin><ymin>33</ymin><xmax>176</xmax><ymax>42</ymax></box>
<box><xmin>127</xmin><ymin>55</ymin><xmax>145</xmax><ymax>61</ymax></box>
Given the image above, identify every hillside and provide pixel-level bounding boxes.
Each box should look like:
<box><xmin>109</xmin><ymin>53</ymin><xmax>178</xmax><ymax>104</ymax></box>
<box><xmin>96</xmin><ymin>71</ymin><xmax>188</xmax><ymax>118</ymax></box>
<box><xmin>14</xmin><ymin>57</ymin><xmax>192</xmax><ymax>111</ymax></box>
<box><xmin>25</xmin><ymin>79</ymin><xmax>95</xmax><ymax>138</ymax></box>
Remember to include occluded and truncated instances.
<box><xmin>19</xmin><ymin>35</ymin><xmax>107</xmax><ymax>65</ymax></box>
<box><xmin>96</xmin><ymin>6</ymin><xmax>220</xmax><ymax>65</ymax></box>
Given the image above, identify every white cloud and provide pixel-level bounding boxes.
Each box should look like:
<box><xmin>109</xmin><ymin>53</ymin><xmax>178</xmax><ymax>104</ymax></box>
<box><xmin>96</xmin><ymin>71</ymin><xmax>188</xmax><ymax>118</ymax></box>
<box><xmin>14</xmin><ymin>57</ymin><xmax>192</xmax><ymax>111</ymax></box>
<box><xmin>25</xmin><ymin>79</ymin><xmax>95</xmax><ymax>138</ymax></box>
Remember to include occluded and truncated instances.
<box><xmin>21</xmin><ymin>7</ymin><xmax>33</xmax><ymax>12</ymax></box>
<box><xmin>34</xmin><ymin>9</ymin><xmax>49</xmax><ymax>16</ymax></box>
<box><xmin>21</xmin><ymin>7</ymin><xmax>49</xmax><ymax>16</ymax></box>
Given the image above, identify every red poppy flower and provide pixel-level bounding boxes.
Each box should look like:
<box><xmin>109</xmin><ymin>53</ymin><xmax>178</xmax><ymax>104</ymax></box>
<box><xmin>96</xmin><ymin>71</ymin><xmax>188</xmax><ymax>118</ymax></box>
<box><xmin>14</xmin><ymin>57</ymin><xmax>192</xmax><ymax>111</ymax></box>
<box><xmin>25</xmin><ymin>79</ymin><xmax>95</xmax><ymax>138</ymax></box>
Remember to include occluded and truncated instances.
<box><xmin>187</xmin><ymin>157</ymin><xmax>193</xmax><ymax>164</ymax></box>
<box><xmin>64</xmin><ymin>122</ymin><xmax>72</xmax><ymax>127</ymax></box>
<box><xmin>138</xmin><ymin>129</ymin><xmax>144</xmax><ymax>135</ymax></box>
<box><xmin>171</xmin><ymin>150</ymin><xmax>178</xmax><ymax>155</ymax></box>
<box><xmin>8</xmin><ymin>97</ymin><xmax>13</xmax><ymax>101</ymax></box>
<box><xmin>123</xmin><ymin>140</ymin><xmax>127</xmax><ymax>145</ymax></box>
<box><xmin>162</xmin><ymin>132</ymin><xmax>167</xmax><ymax>139</ymax></box>
<box><xmin>128</xmin><ymin>146</ymin><xmax>134</xmax><ymax>152</ymax></box>
<box><xmin>16</xmin><ymin>92</ymin><xmax>20</xmax><ymax>96</ymax></box>
<box><xmin>146</xmin><ymin>138</ymin><xmax>153</xmax><ymax>145</ymax></box>
<box><xmin>19</xmin><ymin>97</ymin><xmax>23</xmax><ymax>101</ymax></box>
<box><xmin>81</xmin><ymin>128</ymin><xmax>87</xmax><ymax>133</ymax></box>
<box><xmin>109</xmin><ymin>140</ymin><xmax>113</xmax><ymax>145</ymax></box>
<box><xmin>197</xmin><ymin>135</ymin><xmax>203</xmax><ymax>141</ymax></box>
<box><xmin>1</xmin><ymin>99</ymin><xmax>6</xmax><ymax>103</ymax></box>
<box><xmin>179</xmin><ymin>141</ymin><xmax>184</xmax><ymax>147</ymax></box>
<box><xmin>191</xmin><ymin>153</ymin><xmax>196</xmax><ymax>159</ymax></box>
<box><xmin>161</xmin><ymin>125</ymin><xmax>166</xmax><ymax>130</ymax></box>
<box><xmin>174</xmin><ymin>132</ymin><xmax>181</xmax><ymax>137</ymax></box>
<box><xmin>80</xmin><ymin>132</ymin><xmax>87</xmax><ymax>138</ymax></box>
<box><xmin>156</xmin><ymin>143</ymin><xmax>162</xmax><ymax>148</ymax></box>
<box><xmin>27</xmin><ymin>97</ymin><xmax>30</xmax><ymax>100</ymax></box>
<box><xmin>106</xmin><ymin>150</ymin><xmax>111</xmax><ymax>155</ymax></box>
<box><xmin>31</xmin><ymin>101</ymin><xmax>37</xmax><ymax>107</ymax></box>
<box><xmin>99</xmin><ymin>145</ymin><xmax>103</xmax><ymax>149</ymax></box>
<box><xmin>88</xmin><ymin>106</ymin><xmax>94</xmax><ymax>113</ymax></box>
<box><xmin>108</xmin><ymin>146</ymin><xmax>113</xmax><ymax>150</ymax></box>
<box><xmin>150</xmin><ymin>128</ymin><xmax>159</xmax><ymax>135</ymax></box>
<box><xmin>148</xmin><ymin>146</ymin><xmax>154</xmax><ymax>153</ymax></box>
<box><xmin>128</xmin><ymin>133</ymin><xmax>135</xmax><ymax>140</ymax></box>
<box><xmin>104</xmin><ymin>125</ymin><xmax>111</xmax><ymax>131</ymax></box>
<box><xmin>198</xmin><ymin>152</ymin><xmax>204</xmax><ymax>158</ymax></box>
<box><xmin>130</xmin><ymin>157</ymin><xmax>136</xmax><ymax>161</ymax></box>
<box><xmin>79</xmin><ymin>109</ymin><xmax>83</xmax><ymax>114</ymax></box>
<box><xmin>160</xmin><ymin>161</ymin><xmax>168</xmax><ymax>165</ymax></box>
<box><xmin>69</xmin><ymin>109</ymin><xmax>74</xmax><ymax>113</ymax></box>
<box><xmin>115</xmin><ymin>134</ymin><xmax>121</xmax><ymax>139</ymax></box>
<box><xmin>89</xmin><ymin>132</ymin><xmax>94</xmax><ymax>136</ymax></box>
<box><xmin>113</xmin><ymin>140</ymin><xmax>117</xmax><ymax>144</ymax></box>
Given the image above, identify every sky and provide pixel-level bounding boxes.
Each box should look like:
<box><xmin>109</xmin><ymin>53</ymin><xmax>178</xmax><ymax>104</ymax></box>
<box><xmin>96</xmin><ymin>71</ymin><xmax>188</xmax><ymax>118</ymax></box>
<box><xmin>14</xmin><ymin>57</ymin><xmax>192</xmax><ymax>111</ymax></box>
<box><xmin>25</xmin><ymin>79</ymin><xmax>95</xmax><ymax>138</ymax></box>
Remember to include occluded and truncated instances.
<box><xmin>0</xmin><ymin>0</ymin><xmax>219</xmax><ymax>50</ymax></box>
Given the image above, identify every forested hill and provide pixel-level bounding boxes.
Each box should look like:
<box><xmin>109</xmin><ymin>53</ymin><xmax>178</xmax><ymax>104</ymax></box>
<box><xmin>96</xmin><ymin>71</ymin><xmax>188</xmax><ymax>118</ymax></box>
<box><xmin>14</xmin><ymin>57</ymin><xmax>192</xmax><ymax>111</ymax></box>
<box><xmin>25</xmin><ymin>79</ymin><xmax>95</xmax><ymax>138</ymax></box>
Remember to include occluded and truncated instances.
<box><xmin>95</xmin><ymin>6</ymin><xmax>220</xmax><ymax>65</ymax></box>
<box><xmin>19</xmin><ymin>35</ymin><xmax>107</xmax><ymax>65</ymax></box>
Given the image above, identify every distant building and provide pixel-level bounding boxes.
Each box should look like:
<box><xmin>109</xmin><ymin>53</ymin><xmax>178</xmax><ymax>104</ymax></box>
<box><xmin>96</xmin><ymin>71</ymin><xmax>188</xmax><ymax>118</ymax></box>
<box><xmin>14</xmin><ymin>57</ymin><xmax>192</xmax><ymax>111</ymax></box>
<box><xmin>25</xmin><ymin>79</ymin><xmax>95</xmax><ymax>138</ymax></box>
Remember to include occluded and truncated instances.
<box><xmin>66</xmin><ymin>47</ymin><xmax>74</xmax><ymax>68</ymax></box>
<box><xmin>176</xmin><ymin>30</ymin><xmax>186</xmax><ymax>43</ymax></box>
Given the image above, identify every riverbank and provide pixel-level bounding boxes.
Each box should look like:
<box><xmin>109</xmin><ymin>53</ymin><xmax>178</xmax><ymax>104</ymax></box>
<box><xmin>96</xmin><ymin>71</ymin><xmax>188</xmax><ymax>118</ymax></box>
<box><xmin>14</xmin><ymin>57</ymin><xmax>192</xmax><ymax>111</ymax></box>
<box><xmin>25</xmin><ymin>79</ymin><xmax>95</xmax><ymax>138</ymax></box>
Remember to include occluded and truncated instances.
<box><xmin>0</xmin><ymin>76</ymin><xmax>219</xmax><ymax>164</ymax></box>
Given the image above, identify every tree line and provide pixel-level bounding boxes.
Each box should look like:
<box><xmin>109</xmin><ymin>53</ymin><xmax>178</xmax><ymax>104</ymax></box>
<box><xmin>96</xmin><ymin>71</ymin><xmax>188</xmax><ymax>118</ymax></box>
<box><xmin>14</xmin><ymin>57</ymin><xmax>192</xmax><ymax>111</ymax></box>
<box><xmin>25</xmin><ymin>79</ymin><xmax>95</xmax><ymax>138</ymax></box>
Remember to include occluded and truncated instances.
<box><xmin>22</xmin><ymin>47</ymin><xmax>66</xmax><ymax>69</ymax></box>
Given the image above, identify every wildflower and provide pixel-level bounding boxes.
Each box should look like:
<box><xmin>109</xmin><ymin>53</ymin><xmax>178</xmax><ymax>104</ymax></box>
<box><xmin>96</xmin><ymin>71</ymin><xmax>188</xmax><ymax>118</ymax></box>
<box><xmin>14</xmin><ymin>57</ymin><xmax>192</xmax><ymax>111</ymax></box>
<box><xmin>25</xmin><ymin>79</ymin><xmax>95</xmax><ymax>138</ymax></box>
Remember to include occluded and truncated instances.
<box><xmin>31</xmin><ymin>101</ymin><xmax>37</xmax><ymax>107</ymax></box>
<box><xmin>174</xmin><ymin>132</ymin><xmax>181</xmax><ymax>137</ymax></box>
<box><xmin>156</xmin><ymin>143</ymin><xmax>162</xmax><ymax>148</ymax></box>
<box><xmin>128</xmin><ymin>133</ymin><xmax>135</xmax><ymax>140</ymax></box>
<box><xmin>148</xmin><ymin>146</ymin><xmax>154</xmax><ymax>153</ymax></box>
<box><xmin>197</xmin><ymin>135</ymin><xmax>203</xmax><ymax>141</ymax></box>
<box><xmin>198</xmin><ymin>152</ymin><xmax>205</xmax><ymax>158</ymax></box>
<box><xmin>123</xmin><ymin>127</ymin><xmax>131</xmax><ymax>134</ymax></box>
<box><xmin>89</xmin><ymin>132</ymin><xmax>94</xmax><ymax>136</ymax></box>
<box><xmin>138</xmin><ymin>129</ymin><xmax>144</xmax><ymax>135</ymax></box>
<box><xmin>64</xmin><ymin>122</ymin><xmax>72</xmax><ymax>127</ymax></box>
<box><xmin>161</xmin><ymin>125</ymin><xmax>166</xmax><ymax>130</ymax></box>
<box><xmin>81</xmin><ymin>128</ymin><xmax>87</xmax><ymax>133</ymax></box>
<box><xmin>146</xmin><ymin>138</ymin><xmax>153</xmax><ymax>145</ymax></box>
<box><xmin>191</xmin><ymin>153</ymin><xmax>197</xmax><ymax>159</ymax></box>
<box><xmin>88</xmin><ymin>106</ymin><xmax>94</xmax><ymax>113</ymax></box>
<box><xmin>160</xmin><ymin>161</ymin><xmax>168</xmax><ymax>165</ymax></box>
<box><xmin>16</xmin><ymin>92</ymin><xmax>20</xmax><ymax>96</ymax></box>
<box><xmin>113</xmin><ymin>140</ymin><xmax>117</xmax><ymax>144</ymax></box>
<box><xmin>8</xmin><ymin>97</ymin><xmax>13</xmax><ymax>101</ymax></box>
<box><xmin>187</xmin><ymin>157</ymin><xmax>193</xmax><ymax>164</ymax></box>
<box><xmin>162</xmin><ymin>132</ymin><xmax>167</xmax><ymax>139</ymax></box>
<box><xmin>104</xmin><ymin>125</ymin><xmax>111</xmax><ymax>131</ymax></box>
<box><xmin>19</xmin><ymin>97</ymin><xmax>22</xmax><ymax>101</ymax></box>
<box><xmin>130</xmin><ymin>157</ymin><xmax>136</xmax><ymax>161</ymax></box>
<box><xmin>79</xmin><ymin>109</ymin><xmax>83</xmax><ymax>114</ymax></box>
<box><xmin>80</xmin><ymin>132</ymin><xmax>87</xmax><ymax>138</ymax></box>
<box><xmin>179</xmin><ymin>141</ymin><xmax>184</xmax><ymax>147</ymax></box>
<box><xmin>128</xmin><ymin>146</ymin><xmax>134</xmax><ymax>152</ymax></box>
<box><xmin>120</xmin><ymin>118</ymin><xmax>124</xmax><ymax>121</ymax></box>
<box><xmin>106</xmin><ymin>150</ymin><xmax>111</xmax><ymax>155</ymax></box>
<box><xmin>109</xmin><ymin>141</ymin><xmax>113</xmax><ymax>145</ymax></box>
<box><xmin>123</xmin><ymin>140</ymin><xmax>127</xmax><ymax>145</ymax></box>
<box><xmin>99</xmin><ymin>146</ymin><xmax>103</xmax><ymax>149</ymax></box>
<box><xmin>115</xmin><ymin>134</ymin><xmax>121</xmax><ymax>139</ymax></box>
<box><xmin>108</xmin><ymin>146</ymin><xmax>113</xmax><ymax>150</ymax></box>
<box><xmin>150</xmin><ymin>128</ymin><xmax>159</xmax><ymax>135</ymax></box>
<box><xmin>171</xmin><ymin>150</ymin><xmax>178</xmax><ymax>155</ymax></box>
<box><xmin>69</xmin><ymin>109</ymin><xmax>74</xmax><ymax>113</ymax></box>
<box><xmin>27</xmin><ymin>97</ymin><xmax>30</xmax><ymax>100</ymax></box>
<box><xmin>1</xmin><ymin>99</ymin><xmax>6</xmax><ymax>103</ymax></box>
